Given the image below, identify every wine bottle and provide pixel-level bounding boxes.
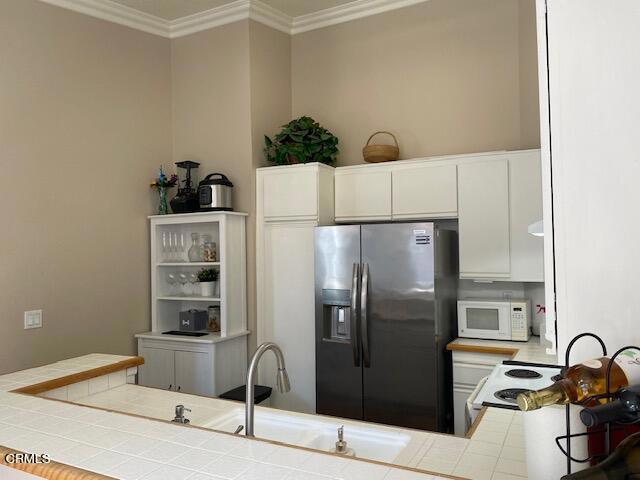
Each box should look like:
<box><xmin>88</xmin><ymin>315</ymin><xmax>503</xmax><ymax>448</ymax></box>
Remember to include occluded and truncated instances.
<box><xmin>580</xmin><ymin>386</ymin><xmax>640</xmax><ymax>427</ymax></box>
<box><xmin>561</xmin><ymin>431</ymin><xmax>640</xmax><ymax>479</ymax></box>
<box><xmin>517</xmin><ymin>350</ymin><xmax>640</xmax><ymax>411</ymax></box>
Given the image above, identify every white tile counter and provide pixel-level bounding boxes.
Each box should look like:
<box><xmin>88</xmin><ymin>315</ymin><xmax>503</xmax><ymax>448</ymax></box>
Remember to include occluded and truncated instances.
<box><xmin>447</xmin><ymin>337</ymin><xmax>558</xmax><ymax>365</ymax></box>
<box><xmin>0</xmin><ymin>354</ymin><xmax>448</xmax><ymax>480</ymax></box>
<box><xmin>74</xmin><ymin>384</ymin><xmax>528</xmax><ymax>480</ymax></box>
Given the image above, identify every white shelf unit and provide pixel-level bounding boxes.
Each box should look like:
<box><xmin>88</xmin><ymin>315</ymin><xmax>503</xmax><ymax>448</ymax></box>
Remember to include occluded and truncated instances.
<box><xmin>149</xmin><ymin>211</ymin><xmax>248</xmax><ymax>337</ymax></box>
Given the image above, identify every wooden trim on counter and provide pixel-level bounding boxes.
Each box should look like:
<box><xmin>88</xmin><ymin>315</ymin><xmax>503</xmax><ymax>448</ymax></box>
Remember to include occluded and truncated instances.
<box><xmin>0</xmin><ymin>446</ymin><xmax>113</xmax><ymax>479</ymax></box>
<box><xmin>465</xmin><ymin>406</ymin><xmax>487</xmax><ymax>439</ymax></box>
<box><xmin>446</xmin><ymin>343</ymin><xmax>518</xmax><ymax>357</ymax></box>
<box><xmin>11</xmin><ymin>357</ymin><xmax>144</xmax><ymax>395</ymax></box>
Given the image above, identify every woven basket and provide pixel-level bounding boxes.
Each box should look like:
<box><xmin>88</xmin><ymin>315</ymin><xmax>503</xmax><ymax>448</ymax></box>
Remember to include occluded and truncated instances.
<box><xmin>362</xmin><ymin>131</ymin><xmax>399</xmax><ymax>163</ymax></box>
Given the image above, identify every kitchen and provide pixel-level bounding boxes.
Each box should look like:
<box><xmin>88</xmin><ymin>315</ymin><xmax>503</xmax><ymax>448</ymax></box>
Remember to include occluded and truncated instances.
<box><xmin>2</xmin><ymin>1</ymin><xmax>639</xmax><ymax>480</ymax></box>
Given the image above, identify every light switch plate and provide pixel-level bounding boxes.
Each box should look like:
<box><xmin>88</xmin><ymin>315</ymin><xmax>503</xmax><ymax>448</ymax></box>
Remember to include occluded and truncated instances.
<box><xmin>24</xmin><ymin>310</ymin><xmax>42</xmax><ymax>329</ymax></box>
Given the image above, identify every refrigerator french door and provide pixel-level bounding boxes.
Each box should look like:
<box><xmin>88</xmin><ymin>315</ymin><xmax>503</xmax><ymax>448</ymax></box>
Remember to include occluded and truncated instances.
<box><xmin>315</xmin><ymin>223</ymin><xmax>457</xmax><ymax>432</ymax></box>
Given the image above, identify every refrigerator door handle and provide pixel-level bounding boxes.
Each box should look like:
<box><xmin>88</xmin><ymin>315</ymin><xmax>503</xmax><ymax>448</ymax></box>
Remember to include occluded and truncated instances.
<box><xmin>350</xmin><ymin>263</ymin><xmax>360</xmax><ymax>367</ymax></box>
<box><xmin>361</xmin><ymin>262</ymin><xmax>371</xmax><ymax>368</ymax></box>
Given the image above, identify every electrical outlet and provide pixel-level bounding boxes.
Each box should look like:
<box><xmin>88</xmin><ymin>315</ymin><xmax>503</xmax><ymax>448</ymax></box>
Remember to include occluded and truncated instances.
<box><xmin>24</xmin><ymin>310</ymin><xmax>42</xmax><ymax>330</ymax></box>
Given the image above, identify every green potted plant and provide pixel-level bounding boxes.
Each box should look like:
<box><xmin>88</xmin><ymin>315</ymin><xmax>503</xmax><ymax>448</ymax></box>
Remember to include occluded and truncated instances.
<box><xmin>264</xmin><ymin>116</ymin><xmax>339</xmax><ymax>165</ymax></box>
<box><xmin>197</xmin><ymin>268</ymin><xmax>219</xmax><ymax>297</ymax></box>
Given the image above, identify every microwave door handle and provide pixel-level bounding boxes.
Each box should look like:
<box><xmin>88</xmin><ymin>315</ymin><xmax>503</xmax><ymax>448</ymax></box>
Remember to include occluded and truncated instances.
<box><xmin>361</xmin><ymin>263</ymin><xmax>370</xmax><ymax>368</ymax></box>
<box><xmin>350</xmin><ymin>263</ymin><xmax>360</xmax><ymax>367</ymax></box>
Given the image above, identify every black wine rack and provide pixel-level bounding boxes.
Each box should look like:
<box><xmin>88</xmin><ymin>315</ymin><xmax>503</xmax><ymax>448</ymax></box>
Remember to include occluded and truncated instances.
<box><xmin>555</xmin><ymin>333</ymin><xmax>640</xmax><ymax>475</ymax></box>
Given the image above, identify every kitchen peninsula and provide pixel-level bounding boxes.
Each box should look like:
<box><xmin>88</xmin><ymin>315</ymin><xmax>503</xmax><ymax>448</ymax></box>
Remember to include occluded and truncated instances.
<box><xmin>0</xmin><ymin>354</ymin><xmax>524</xmax><ymax>480</ymax></box>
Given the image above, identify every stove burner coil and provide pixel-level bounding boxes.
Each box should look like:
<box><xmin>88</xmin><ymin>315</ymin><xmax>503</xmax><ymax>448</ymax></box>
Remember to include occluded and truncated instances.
<box><xmin>494</xmin><ymin>388</ymin><xmax>532</xmax><ymax>403</ymax></box>
<box><xmin>504</xmin><ymin>368</ymin><xmax>543</xmax><ymax>379</ymax></box>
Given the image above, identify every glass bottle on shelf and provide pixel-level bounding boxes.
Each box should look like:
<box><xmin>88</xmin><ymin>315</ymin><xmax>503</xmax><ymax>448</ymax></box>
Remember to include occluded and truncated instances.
<box><xmin>207</xmin><ymin>305</ymin><xmax>221</xmax><ymax>332</ymax></box>
<box><xmin>202</xmin><ymin>235</ymin><xmax>217</xmax><ymax>262</ymax></box>
<box><xmin>188</xmin><ymin>233</ymin><xmax>203</xmax><ymax>262</ymax></box>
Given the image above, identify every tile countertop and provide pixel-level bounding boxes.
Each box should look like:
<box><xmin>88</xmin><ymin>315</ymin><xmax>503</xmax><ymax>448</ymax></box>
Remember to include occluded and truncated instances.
<box><xmin>75</xmin><ymin>383</ymin><xmax>529</xmax><ymax>480</ymax></box>
<box><xmin>446</xmin><ymin>337</ymin><xmax>558</xmax><ymax>365</ymax></box>
<box><xmin>0</xmin><ymin>354</ymin><xmax>450</xmax><ymax>480</ymax></box>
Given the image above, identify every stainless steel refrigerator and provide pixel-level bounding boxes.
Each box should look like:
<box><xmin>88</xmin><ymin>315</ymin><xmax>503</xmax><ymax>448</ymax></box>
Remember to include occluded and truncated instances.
<box><xmin>315</xmin><ymin>223</ymin><xmax>458</xmax><ymax>432</ymax></box>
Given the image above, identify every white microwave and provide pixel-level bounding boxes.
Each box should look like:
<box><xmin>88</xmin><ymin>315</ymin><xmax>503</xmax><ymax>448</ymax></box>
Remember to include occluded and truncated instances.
<box><xmin>457</xmin><ymin>299</ymin><xmax>530</xmax><ymax>342</ymax></box>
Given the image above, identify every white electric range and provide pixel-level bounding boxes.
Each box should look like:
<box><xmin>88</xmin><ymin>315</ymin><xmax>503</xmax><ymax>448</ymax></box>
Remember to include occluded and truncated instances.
<box><xmin>466</xmin><ymin>361</ymin><xmax>563</xmax><ymax>427</ymax></box>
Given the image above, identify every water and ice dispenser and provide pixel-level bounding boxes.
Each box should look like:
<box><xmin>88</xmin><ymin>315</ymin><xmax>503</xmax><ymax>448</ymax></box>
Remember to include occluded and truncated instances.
<box><xmin>321</xmin><ymin>289</ymin><xmax>352</xmax><ymax>342</ymax></box>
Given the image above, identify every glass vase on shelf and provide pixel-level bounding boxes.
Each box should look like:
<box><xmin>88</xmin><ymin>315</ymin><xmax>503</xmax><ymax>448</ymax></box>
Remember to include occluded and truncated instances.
<box><xmin>188</xmin><ymin>233</ymin><xmax>203</xmax><ymax>262</ymax></box>
<box><xmin>157</xmin><ymin>186</ymin><xmax>169</xmax><ymax>215</ymax></box>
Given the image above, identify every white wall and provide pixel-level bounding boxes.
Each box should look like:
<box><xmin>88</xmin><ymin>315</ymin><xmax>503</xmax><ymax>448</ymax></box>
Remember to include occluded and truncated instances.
<box><xmin>547</xmin><ymin>0</ymin><xmax>640</xmax><ymax>361</ymax></box>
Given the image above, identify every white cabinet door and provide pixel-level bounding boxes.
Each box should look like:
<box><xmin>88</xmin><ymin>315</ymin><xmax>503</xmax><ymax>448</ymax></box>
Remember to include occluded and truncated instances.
<box><xmin>261</xmin><ymin>223</ymin><xmax>316</xmax><ymax>413</ymax></box>
<box><xmin>138</xmin><ymin>346</ymin><xmax>175</xmax><ymax>391</ymax></box>
<box><xmin>174</xmin><ymin>350</ymin><xmax>214</xmax><ymax>397</ymax></box>
<box><xmin>392</xmin><ymin>164</ymin><xmax>458</xmax><ymax>219</ymax></box>
<box><xmin>334</xmin><ymin>169</ymin><xmax>392</xmax><ymax>221</ymax></box>
<box><xmin>509</xmin><ymin>152</ymin><xmax>544</xmax><ymax>281</ymax></box>
<box><xmin>262</xmin><ymin>170</ymin><xmax>318</xmax><ymax>221</ymax></box>
<box><xmin>458</xmin><ymin>159</ymin><xmax>511</xmax><ymax>279</ymax></box>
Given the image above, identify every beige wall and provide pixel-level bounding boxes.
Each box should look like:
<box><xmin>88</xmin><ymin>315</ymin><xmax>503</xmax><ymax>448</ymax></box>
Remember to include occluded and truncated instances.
<box><xmin>248</xmin><ymin>21</ymin><xmax>292</xmax><ymax>352</ymax></box>
<box><xmin>171</xmin><ymin>21</ymin><xmax>253</xmax><ymax>217</ymax></box>
<box><xmin>3</xmin><ymin>0</ymin><xmax>540</xmax><ymax>373</ymax></box>
<box><xmin>292</xmin><ymin>0</ymin><xmax>540</xmax><ymax>166</ymax></box>
<box><xmin>0</xmin><ymin>1</ymin><xmax>172</xmax><ymax>373</ymax></box>
<box><xmin>171</xmin><ymin>20</ymin><xmax>290</xmax><ymax>352</ymax></box>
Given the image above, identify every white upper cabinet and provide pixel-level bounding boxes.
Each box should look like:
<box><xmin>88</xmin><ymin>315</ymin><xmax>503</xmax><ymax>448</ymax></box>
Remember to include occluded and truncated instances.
<box><xmin>508</xmin><ymin>151</ymin><xmax>544</xmax><ymax>282</ymax></box>
<box><xmin>330</xmin><ymin>150</ymin><xmax>542</xmax><ymax>280</ymax></box>
<box><xmin>458</xmin><ymin>157</ymin><xmax>511</xmax><ymax>279</ymax></box>
<box><xmin>260</xmin><ymin>163</ymin><xmax>334</xmax><ymax>223</ymax></box>
<box><xmin>392</xmin><ymin>163</ymin><xmax>458</xmax><ymax>219</ymax></box>
<box><xmin>334</xmin><ymin>168</ymin><xmax>392</xmax><ymax>222</ymax></box>
<box><xmin>263</xmin><ymin>169</ymin><xmax>318</xmax><ymax>220</ymax></box>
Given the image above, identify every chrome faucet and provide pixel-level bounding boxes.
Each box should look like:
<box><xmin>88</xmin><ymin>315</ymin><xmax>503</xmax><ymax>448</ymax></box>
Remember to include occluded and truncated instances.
<box><xmin>172</xmin><ymin>404</ymin><xmax>191</xmax><ymax>424</ymax></box>
<box><xmin>245</xmin><ymin>342</ymin><xmax>291</xmax><ymax>437</ymax></box>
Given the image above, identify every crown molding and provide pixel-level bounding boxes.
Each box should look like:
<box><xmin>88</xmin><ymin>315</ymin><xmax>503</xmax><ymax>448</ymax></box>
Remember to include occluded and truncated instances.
<box><xmin>248</xmin><ymin>1</ymin><xmax>292</xmax><ymax>35</ymax></box>
<box><xmin>291</xmin><ymin>0</ymin><xmax>430</xmax><ymax>34</ymax></box>
<box><xmin>168</xmin><ymin>0</ymin><xmax>251</xmax><ymax>38</ymax></box>
<box><xmin>39</xmin><ymin>0</ymin><xmax>170</xmax><ymax>36</ymax></box>
<box><xmin>38</xmin><ymin>0</ymin><xmax>430</xmax><ymax>38</ymax></box>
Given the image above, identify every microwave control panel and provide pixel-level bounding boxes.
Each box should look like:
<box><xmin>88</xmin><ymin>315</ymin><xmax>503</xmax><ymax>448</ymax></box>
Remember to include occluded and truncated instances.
<box><xmin>510</xmin><ymin>301</ymin><xmax>530</xmax><ymax>341</ymax></box>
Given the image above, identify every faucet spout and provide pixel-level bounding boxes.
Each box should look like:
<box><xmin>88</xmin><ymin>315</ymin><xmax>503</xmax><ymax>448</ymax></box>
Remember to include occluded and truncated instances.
<box><xmin>277</xmin><ymin>367</ymin><xmax>290</xmax><ymax>393</ymax></box>
<box><xmin>245</xmin><ymin>342</ymin><xmax>290</xmax><ymax>437</ymax></box>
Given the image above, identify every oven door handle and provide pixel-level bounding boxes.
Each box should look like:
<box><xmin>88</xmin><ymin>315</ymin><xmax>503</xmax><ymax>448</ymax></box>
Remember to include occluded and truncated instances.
<box><xmin>465</xmin><ymin>376</ymin><xmax>488</xmax><ymax>434</ymax></box>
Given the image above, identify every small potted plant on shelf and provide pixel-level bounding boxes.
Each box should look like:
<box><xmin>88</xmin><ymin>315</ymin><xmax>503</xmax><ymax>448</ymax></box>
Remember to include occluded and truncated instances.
<box><xmin>264</xmin><ymin>116</ymin><xmax>339</xmax><ymax>165</ymax></box>
<box><xmin>197</xmin><ymin>268</ymin><xmax>219</xmax><ymax>297</ymax></box>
